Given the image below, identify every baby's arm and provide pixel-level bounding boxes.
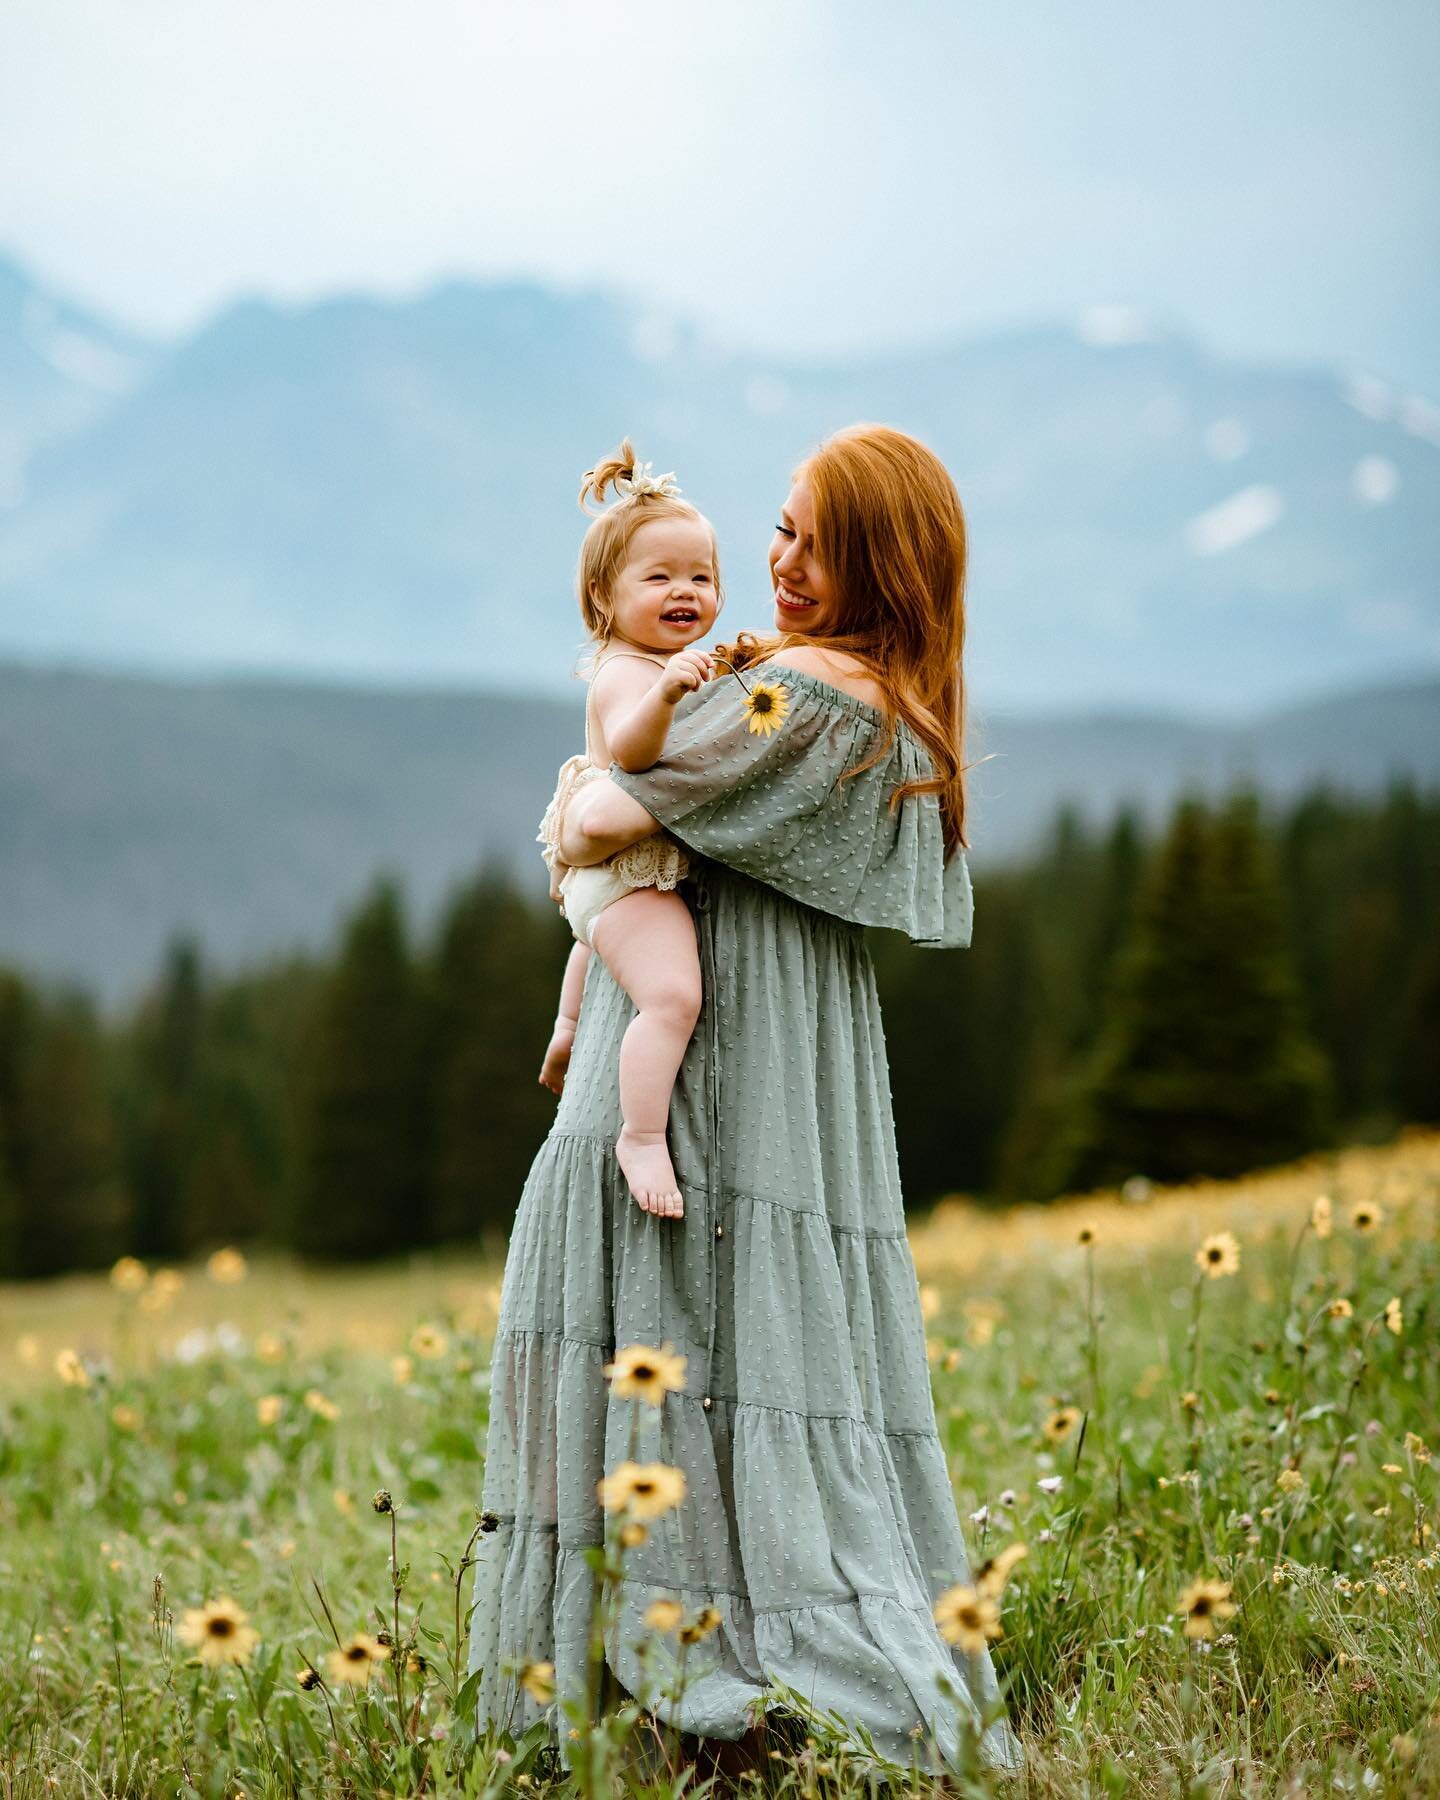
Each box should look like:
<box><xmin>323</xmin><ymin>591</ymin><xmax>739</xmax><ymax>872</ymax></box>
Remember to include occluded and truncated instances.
<box><xmin>593</xmin><ymin>646</ymin><xmax>713</xmax><ymax>773</ymax></box>
<box><xmin>539</xmin><ymin>941</ymin><xmax>591</xmax><ymax>1095</ymax></box>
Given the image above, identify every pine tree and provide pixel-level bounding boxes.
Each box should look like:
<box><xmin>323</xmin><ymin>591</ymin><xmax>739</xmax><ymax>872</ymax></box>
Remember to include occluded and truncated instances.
<box><xmin>120</xmin><ymin>938</ymin><xmax>205</xmax><ymax>1258</ymax></box>
<box><xmin>0</xmin><ymin>970</ymin><xmax>31</xmax><ymax>1277</ymax></box>
<box><xmin>291</xmin><ymin>877</ymin><xmax>433</xmax><ymax>1260</ymax></box>
<box><xmin>1055</xmin><ymin>791</ymin><xmax>1332</xmax><ymax>1192</ymax></box>
<box><xmin>427</xmin><ymin>868</ymin><xmax>572</xmax><ymax>1247</ymax></box>
<box><xmin>16</xmin><ymin>994</ymin><xmax>130</xmax><ymax>1275</ymax></box>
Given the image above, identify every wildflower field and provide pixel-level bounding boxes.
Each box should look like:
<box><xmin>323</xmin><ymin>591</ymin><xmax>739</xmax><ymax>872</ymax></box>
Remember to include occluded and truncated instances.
<box><xmin>2</xmin><ymin>1132</ymin><xmax>1437</xmax><ymax>1798</ymax></box>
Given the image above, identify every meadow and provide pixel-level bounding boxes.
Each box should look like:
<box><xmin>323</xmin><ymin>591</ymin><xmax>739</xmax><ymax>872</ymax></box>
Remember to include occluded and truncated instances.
<box><xmin>1</xmin><ymin>1131</ymin><xmax>1436</xmax><ymax>1798</ymax></box>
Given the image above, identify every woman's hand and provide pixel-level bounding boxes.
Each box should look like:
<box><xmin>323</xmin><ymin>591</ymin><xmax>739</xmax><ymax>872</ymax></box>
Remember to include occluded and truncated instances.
<box><xmin>560</xmin><ymin>775</ymin><xmax>664</xmax><ymax>866</ymax></box>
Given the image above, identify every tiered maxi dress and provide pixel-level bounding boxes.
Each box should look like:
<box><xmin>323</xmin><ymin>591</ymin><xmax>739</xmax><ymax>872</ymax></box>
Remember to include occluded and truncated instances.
<box><xmin>468</xmin><ymin>664</ymin><xmax>1021</xmax><ymax>1774</ymax></box>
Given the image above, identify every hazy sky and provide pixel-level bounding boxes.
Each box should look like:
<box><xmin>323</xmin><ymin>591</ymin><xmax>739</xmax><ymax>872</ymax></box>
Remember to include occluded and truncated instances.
<box><xmin>3</xmin><ymin>1</ymin><xmax>1437</xmax><ymax>390</ymax></box>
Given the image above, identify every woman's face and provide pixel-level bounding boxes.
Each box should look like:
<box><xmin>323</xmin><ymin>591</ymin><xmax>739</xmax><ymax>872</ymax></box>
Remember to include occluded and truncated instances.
<box><xmin>769</xmin><ymin>471</ymin><xmax>837</xmax><ymax>633</ymax></box>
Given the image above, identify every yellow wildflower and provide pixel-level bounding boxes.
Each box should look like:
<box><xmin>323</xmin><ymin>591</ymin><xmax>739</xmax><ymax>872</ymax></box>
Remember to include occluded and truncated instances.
<box><xmin>644</xmin><ymin>1598</ymin><xmax>685</xmax><ymax>1633</ymax></box>
<box><xmin>140</xmin><ymin>1268</ymin><xmax>184</xmax><ymax>1315</ymax></box>
<box><xmin>679</xmin><ymin>1605</ymin><xmax>723</xmax><ymax>1645</ymax></box>
<box><xmin>1044</xmin><ymin>1406</ymin><xmax>1082</xmax><ymax>1442</ymax></box>
<box><xmin>55</xmin><ymin>1349</ymin><xmax>89</xmax><ymax>1388</ymax></box>
<box><xmin>110</xmin><ymin>1255</ymin><xmax>148</xmax><ymax>1293</ymax></box>
<box><xmin>596</xmin><ymin>1460</ymin><xmax>687</xmax><ymax>1520</ymax></box>
<box><xmin>740</xmin><ymin>679</ymin><xmax>789</xmax><ymax>737</ymax></box>
<box><xmin>1404</xmin><ymin>1433</ymin><xmax>1430</xmax><ymax>1464</ymax></box>
<box><xmin>1327</xmin><ymin>1297</ymin><xmax>1353</xmax><ymax>1319</ymax></box>
<box><xmin>206</xmin><ymin>1247</ymin><xmax>248</xmax><ymax>1285</ymax></box>
<box><xmin>934</xmin><ymin>1583</ymin><xmax>1003</xmax><ymax>1653</ymax></box>
<box><xmin>619</xmin><ymin>1521</ymin><xmax>648</xmax><ymax>1549</ymax></box>
<box><xmin>1077</xmin><ymin>1223</ymin><xmax>1097</xmax><ymax>1246</ymax></box>
<box><xmin>1276</xmin><ymin>1468</ymin><xmax>1305</xmax><ymax>1493</ymax></box>
<box><xmin>1310</xmin><ymin>1195</ymin><xmax>1333</xmax><ymax>1239</ymax></box>
<box><xmin>254</xmin><ymin>1333</ymin><xmax>286</xmax><ymax>1365</ymax></box>
<box><xmin>518</xmin><ymin>1659</ymin><xmax>555</xmax><ymax>1704</ymax></box>
<box><xmin>256</xmin><ymin>1395</ymin><xmax>283</xmax><ymax>1427</ymax></box>
<box><xmin>1384</xmin><ymin>1297</ymin><xmax>1403</xmax><ymax>1335</ymax></box>
<box><xmin>304</xmin><ymin>1389</ymin><xmax>339</xmax><ymax>1421</ymax></box>
<box><xmin>1176</xmin><ymin>1578</ymin><xmax>1237</xmax><ymax>1639</ymax></box>
<box><xmin>1349</xmin><ymin>1200</ymin><xmax>1382</xmax><ymax>1233</ymax></box>
<box><xmin>111</xmin><ymin>1404</ymin><xmax>141</xmax><ymax>1432</ymax></box>
<box><xmin>603</xmin><ymin>1342</ymin><xmax>688</xmax><ymax>1407</ymax></box>
<box><xmin>976</xmin><ymin>1542</ymin><xmax>1028</xmax><ymax>1599</ymax></box>
<box><xmin>410</xmin><ymin>1324</ymin><xmax>448</xmax><ymax>1360</ymax></box>
<box><xmin>177</xmin><ymin>1598</ymin><xmax>260</xmax><ymax>1668</ymax></box>
<box><xmin>325</xmin><ymin>1635</ymin><xmax>389</xmax><ymax>1688</ymax></box>
<box><xmin>1382</xmin><ymin>1463</ymin><xmax>1403</xmax><ymax>1475</ymax></box>
<box><xmin>1196</xmin><ymin>1232</ymin><xmax>1241</xmax><ymax>1279</ymax></box>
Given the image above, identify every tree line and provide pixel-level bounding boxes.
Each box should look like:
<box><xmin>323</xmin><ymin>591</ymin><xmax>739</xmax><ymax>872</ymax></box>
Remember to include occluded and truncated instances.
<box><xmin>0</xmin><ymin>780</ymin><xmax>1435</xmax><ymax>1277</ymax></box>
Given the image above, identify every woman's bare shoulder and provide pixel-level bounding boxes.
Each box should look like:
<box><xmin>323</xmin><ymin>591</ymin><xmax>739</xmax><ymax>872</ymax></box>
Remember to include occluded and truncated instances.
<box><xmin>763</xmin><ymin>644</ymin><xmax>888</xmax><ymax>711</ymax></box>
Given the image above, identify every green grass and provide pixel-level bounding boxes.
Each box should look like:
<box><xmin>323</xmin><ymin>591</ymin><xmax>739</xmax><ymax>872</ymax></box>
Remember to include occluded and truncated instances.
<box><xmin>1</xmin><ymin>1133</ymin><xmax>1437</xmax><ymax>1797</ymax></box>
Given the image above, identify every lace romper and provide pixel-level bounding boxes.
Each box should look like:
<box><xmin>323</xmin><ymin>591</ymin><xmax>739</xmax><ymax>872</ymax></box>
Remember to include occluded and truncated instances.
<box><xmin>536</xmin><ymin>646</ymin><xmax>692</xmax><ymax>948</ymax></box>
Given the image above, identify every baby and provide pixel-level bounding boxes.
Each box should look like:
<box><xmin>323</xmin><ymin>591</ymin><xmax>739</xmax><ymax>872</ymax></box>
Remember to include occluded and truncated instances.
<box><xmin>536</xmin><ymin>440</ymin><xmax>721</xmax><ymax>1221</ymax></box>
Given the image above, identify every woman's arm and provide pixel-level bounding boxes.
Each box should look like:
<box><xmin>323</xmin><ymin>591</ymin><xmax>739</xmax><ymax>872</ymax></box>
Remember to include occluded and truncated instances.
<box><xmin>558</xmin><ymin>775</ymin><xmax>664</xmax><ymax>866</ymax></box>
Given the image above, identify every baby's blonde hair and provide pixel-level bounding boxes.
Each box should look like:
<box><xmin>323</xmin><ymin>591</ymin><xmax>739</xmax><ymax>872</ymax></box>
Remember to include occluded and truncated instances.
<box><xmin>575</xmin><ymin>438</ymin><xmax>723</xmax><ymax>660</ymax></box>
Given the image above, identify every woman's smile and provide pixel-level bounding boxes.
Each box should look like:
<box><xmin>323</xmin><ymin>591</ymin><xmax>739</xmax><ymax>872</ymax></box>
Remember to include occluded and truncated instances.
<box><xmin>769</xmin><ymin>471</ymin><xmax>835</xmax><ymax>630</ymax></box>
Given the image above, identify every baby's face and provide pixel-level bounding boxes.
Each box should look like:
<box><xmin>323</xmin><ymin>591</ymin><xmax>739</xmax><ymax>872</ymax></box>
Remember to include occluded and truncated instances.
<box><xmin>602</xmin><ymin>518</ymin><xmax>719</xmax><ymax>652</ymax></box>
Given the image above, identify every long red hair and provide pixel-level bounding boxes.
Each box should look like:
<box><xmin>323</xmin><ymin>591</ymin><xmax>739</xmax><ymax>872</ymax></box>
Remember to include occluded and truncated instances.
<box><xmin>719</xmin><ymin>424</ymin><xmax>974</xmax><ymax>857</ymax></box>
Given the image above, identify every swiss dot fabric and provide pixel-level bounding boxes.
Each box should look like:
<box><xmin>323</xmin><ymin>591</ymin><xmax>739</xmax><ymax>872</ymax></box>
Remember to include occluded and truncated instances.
<box><xmin>468</xmin><ymin>665</ymin><xmax>1019</xmax><ymax>1774</ymax></box>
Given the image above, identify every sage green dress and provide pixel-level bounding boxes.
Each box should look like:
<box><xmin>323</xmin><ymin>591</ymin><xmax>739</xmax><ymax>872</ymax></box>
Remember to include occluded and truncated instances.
<box><xmin>468</xmin><ymin>665</ymin><xmax>1020</xmax><ymax>1774</ymax></box>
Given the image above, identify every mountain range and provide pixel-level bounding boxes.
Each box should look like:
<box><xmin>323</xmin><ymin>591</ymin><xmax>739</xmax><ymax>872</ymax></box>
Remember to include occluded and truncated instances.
<box><xmin>1</xmin><ymin>251</ymin><xmax>1437</xmax><ymax>716</ymax></box>
<box><xmin>2</xmin><ymin>658</ymin><xmax>1434</xmax><ymax>1010</ymax></box>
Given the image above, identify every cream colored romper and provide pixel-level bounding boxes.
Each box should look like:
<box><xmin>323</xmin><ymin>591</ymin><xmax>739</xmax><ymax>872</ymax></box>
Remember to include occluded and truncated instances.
<box><xmin>537</xmin><ymin>646</ymin><xmax>692</xmax><ymax>948</ymax></box>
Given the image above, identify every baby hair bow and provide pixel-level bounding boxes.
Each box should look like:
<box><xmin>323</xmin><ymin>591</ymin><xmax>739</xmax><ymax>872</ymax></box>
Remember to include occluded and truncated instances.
<box><xmin>615</xmin><ymin>459</ymin><xmax>682</xmax><ymax>500</ymax></box>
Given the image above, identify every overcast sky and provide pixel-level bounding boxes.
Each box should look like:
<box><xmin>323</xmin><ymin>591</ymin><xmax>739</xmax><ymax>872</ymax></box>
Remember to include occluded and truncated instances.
<box><xmin>2</xmin><ymin>1</ymin><xmax>1437</xmax><ymax>391</ymax></box>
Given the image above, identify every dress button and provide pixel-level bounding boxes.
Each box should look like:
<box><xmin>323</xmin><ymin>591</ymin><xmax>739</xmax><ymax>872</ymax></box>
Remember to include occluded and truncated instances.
<box><xmin>715</xmin><ymin>1223</ymin><xmax>724</xmax><ymax>1239</ymax></box>
<box><xmin>702</xmin><ymin>1395</ymin><xmax>713</xmax><ymax>1410</ymax></box>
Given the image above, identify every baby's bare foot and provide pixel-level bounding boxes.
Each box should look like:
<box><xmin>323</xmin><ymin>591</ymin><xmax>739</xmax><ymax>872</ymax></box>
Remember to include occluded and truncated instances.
<box><xmin>616</xmin><ymin>1126</ymin><xmax>684</xmax><ymax>1219</ymax></box>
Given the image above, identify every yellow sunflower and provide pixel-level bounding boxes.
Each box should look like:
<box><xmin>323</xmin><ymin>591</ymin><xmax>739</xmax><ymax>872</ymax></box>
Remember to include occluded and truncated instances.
<box><xmin>596</xmin><ymin>1459</ymin><xmax>688</xmax><ymax>1520</ymax></box>
<box><xmin>325</xmin><ymin>1634</ymin><xmax>390</xmax><ymax>1688</ymax></box>
<box><xmin>518</xmin><ymin>1659</ymin><xmax>556</xmax><ymax>1704</ymax></box>
<box><xmin>410</xmin><ymin>1323</ymin><xmax>449</xmax><ymax>1360</ymax></box>
<box><xmin>934</xmin><ymin>1583</ymin><xmax>1003</xmax><ymax>1653</ymax></box>
<box><xmin>110</xmin><ymin>1255</ymin><xmax>148</xmax><ymax>1293</ymax></box>
<box><xmin>976</xmin><ymin>1542</ymin><xmax>1028</xmax><ymax>1599</ymax></box>
<box><xmin>177</xmin><ymin>1597</ymin><xmax>260</xmax><ymax>1668</ymax></box>
<box><xmin>740</xmin><ymin>679</ymin><xmax>789</xmax><ymax>737</ymax></box>
<box><xmin>1196</xmin><ymin>1231</ymin><xmax>1241</xmax><ymax>1279</ymax></box>
<box><xmin>1043</xmin><ymin>1405</ymin><xmax>1082</xmax><ymax>1442</ymax></box>
<box><xmin>678</xmin><ymin>1605</ymin><xmax>723</xmax><ymax>1645</ymax></box>
<box><xmin>644</xmin><ymin>1598</ymin><xmax>684</xmax><ymax>1633</ymax></box>
<box><xmin>603</xmin><ymin>1342</ymin><xmax>688</xmax><ymax>1407</ymax></box>
<box><xmin>1176</xmin><ymin>1577</ymin><xmax>1237</xmax><ymax>1639</ymax></box>
<box><xmin>206</xmin><ymin>1246</ymin><xmax>248</xmax><ymax>1284</ymax></box>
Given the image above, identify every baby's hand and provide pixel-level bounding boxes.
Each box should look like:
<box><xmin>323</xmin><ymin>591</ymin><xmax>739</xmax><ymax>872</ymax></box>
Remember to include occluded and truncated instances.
<box><xmin>549</xmin><ymin>855</ymin><xmax>571</xmax><ymax>906</ymax></box>
<box><xmin>539</xmin><ymin>1021</ymin><xmax>576</xmax><ymax>1095</ymax></box>
<box><xmin>658</xmin><ymin>646</ymin><xmax>713</xmax><ymax>706</ymax></box>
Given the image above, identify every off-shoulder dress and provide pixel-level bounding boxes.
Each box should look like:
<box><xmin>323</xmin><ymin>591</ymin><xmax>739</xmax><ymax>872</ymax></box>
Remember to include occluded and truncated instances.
<box><xmin>468</xmin><ymin>664</ymin><xmax>1020</xmax><ymax>1774</ymax></box>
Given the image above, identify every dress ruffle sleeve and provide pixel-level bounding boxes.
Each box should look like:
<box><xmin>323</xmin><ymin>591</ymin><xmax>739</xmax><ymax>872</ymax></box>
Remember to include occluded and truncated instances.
<box><xmin>606</xmin><ymin>665</ymin><xmax>973</xmax><ymax>949</ymax></box>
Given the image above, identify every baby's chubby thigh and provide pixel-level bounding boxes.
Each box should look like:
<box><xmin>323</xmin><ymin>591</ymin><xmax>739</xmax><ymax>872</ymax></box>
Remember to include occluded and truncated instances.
<box><xmin>588</xmin><ymin>886</ymin><xmax>702</xmax><ymax>1029</ymax></box>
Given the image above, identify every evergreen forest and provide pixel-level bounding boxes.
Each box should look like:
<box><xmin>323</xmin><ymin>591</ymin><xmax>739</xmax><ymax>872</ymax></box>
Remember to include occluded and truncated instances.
<box><xmin>1</xmin><ymin>780</ymin><xmax>1435</xmax><ymax>1278</ymax></box>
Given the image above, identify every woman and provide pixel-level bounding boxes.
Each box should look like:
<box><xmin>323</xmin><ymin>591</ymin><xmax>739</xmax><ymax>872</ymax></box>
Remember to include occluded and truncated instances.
<box><xmin>468</xmin><ymin>424</ymin><xmax>1021</xmax><ymax>1777</ymax></box>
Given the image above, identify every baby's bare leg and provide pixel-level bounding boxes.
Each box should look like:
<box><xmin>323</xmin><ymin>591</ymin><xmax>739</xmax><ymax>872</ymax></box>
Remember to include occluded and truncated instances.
<box><xmin>588</xmin><ymin>887</ymin><xmax>702</xmax><ymax>1220</ymax></box>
